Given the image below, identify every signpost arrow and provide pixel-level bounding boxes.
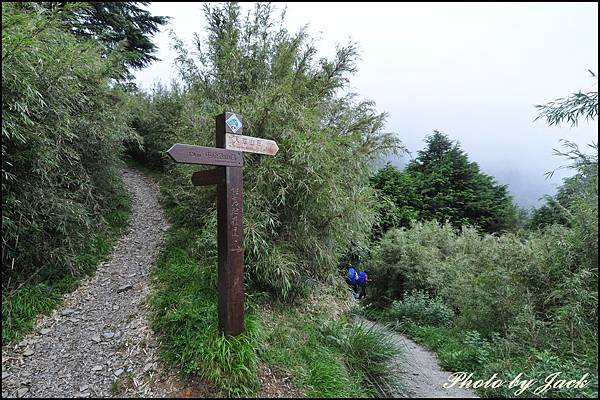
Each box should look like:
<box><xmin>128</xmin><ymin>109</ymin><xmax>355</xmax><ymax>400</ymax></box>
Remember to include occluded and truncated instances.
<box><xmin>225</xmin><ymin>133</ymin><xmax>279</xmax><ymax>156</ymax></box>
<box><xmin>167</xmin><ymin>143</ymin><xmax>243</xmax><ymax>167</ymax></box>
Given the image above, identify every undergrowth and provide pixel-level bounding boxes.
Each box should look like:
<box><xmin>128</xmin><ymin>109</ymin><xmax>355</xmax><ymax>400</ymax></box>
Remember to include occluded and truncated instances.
<box><xmin>140</xmin><ymin>159</ymin><xmax>401</xmax><ymax>397</ymax></box>
<box><xmin>364</xmin><ymin>291</ymin><xmax>598</xmax><ymax>398</ymax></box>
<box><xmin>2</xmin><ymin>179</ymin><xmax>131</xmax><ymax>345</ymax></box>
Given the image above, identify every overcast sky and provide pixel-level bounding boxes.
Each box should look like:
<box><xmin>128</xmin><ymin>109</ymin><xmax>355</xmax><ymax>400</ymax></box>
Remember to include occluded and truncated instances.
<box><xmin>134</xmin><ymin>2</ymin><xmax>598</xmax><ymax>208</ymax></box>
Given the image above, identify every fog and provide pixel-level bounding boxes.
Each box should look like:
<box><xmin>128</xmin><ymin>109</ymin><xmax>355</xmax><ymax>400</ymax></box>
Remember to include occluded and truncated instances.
<box><xmin>134</xmin><ymin>2</ymin><xmax>598</xmax><ymax>208</ymax></box>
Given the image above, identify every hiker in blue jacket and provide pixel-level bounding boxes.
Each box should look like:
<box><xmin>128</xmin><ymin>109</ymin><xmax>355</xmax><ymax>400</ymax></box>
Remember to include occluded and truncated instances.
<box><xmin>346</xmin><ymin>264</ymin><xmax>359</xmax><ymax>295</ymax></box>
<box><xmin>357</xmin><ymin>269</ymin><xmax>369</xmax><ymax>299</ymax></box>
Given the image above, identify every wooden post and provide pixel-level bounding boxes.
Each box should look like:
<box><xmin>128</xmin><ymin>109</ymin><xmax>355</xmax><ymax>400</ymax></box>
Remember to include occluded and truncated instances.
<box><xmin>168</xmin><ymin>111</ymin><xmax>277</xmax><ymax>337</ymax></box>
<box><xmin>215</xmin><ymin>112</ymin><xmax>245</xmax><ymax>336</ymax></box>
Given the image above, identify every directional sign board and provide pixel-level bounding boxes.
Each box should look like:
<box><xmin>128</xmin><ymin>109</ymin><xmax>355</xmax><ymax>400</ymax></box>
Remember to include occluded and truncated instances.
<box><xmin>167</xmin><ymin>143</ymin><xmax>243</xmax><ymax>167</ymax></box>
<box><xmin>225</xmin><ymin>133</ymin><xmax>279</xmax><ymax>156</ymax></box>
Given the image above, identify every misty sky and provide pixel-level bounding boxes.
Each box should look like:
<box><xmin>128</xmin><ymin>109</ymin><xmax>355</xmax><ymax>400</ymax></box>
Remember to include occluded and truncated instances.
<box><xmin>133</xmin><ymin>2</ymin><xmax>598</xmax><ymax>208</ymax></box>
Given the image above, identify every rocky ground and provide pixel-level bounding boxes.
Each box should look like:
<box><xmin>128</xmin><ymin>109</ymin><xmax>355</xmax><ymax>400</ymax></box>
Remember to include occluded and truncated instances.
<box><xmin>355</xmin><ymin>316</ymin><xmax>478</xmax><ymax>398</ymax></box>
<box><xmin>1</xmin><ymin>167</ymin><xmax>181</xmax><ymax>398</ymax></box>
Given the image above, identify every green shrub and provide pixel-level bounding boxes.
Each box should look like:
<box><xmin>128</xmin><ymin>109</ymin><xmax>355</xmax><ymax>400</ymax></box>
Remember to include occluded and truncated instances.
<box><xmin>368</xmin><ymin>204</ymin><xmax>597</xmax><ymax>397</ymax></box>
<box><xmin>384</xmin><ymin>290</ymin><xmax>454</xmax><ymax>330</ymax></box>
<box><xmin>2</xmin><ymin>3</ymin><xmax>138</xmax><ymax>298</ymax></box>
<box><xmin>368</xmin><ymin>218</ymin><xmax>597</xmax><ymax>350</ymax></box>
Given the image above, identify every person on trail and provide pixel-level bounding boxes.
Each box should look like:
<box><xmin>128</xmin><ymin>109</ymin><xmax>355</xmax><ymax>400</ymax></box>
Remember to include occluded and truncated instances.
<box><xmin>357</xmin><ymin>269</ymin><xmax>369</xmax><ymax>299</ymax></box>
<box><xmin>346</xmin><ymin>264</ymin><xmax>359</xmax><ymax>295</ymax></box>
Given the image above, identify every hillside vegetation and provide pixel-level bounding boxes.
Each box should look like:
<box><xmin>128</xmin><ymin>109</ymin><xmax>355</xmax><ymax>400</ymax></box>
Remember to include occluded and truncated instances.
<box><xmin>364</xmin><ymin>81</ymin><xmax>598</xmax><ymax>397</ymax></box>
<box><xmin>2</xmin><ymin>2</ymin><xmax>136</xmax><ymax>344</ymax></box>
<box><xmin>2</xmin><ymin>2</ymin><xmax>597</xmax><ymax>398</ymax></box>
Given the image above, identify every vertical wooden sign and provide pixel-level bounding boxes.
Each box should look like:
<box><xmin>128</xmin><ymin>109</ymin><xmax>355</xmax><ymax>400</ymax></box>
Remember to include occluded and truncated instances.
<box><xmin>215</xmin><ymin>112</ymin><xmax>245</xmax><ymax>336</ymax></box>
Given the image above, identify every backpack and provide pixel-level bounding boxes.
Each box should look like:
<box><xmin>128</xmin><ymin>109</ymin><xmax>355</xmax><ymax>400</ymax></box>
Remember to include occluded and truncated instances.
<box><xmin>358</xmin><ymin>271</ymin><xmax>367</xmax><ymax>287</ymax></box>
<box><xmin>347</xmin><ymin>267</ymin><xmax>357</xmax><ymax>284</ymax></box>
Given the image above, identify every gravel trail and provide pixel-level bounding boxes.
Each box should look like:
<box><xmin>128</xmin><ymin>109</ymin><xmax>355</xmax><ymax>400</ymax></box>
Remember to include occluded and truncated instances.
<box><xmin>356</xmin><ymin>316</ymin><xmax>478</xmax><ymax>398</ymax></box>
<box><xmin>1</xmin><ymin>167</ymin><xmax>181</xmax><ymax>398</ymax></box>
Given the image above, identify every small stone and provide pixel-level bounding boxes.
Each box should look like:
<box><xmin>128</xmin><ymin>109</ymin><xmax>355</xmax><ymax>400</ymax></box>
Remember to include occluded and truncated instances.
<box><xmin>40</xmin><ymin>328</ymin><xmax>51</xmax><ymax>335</ymax></box>
<box><xmin>143</xmin><ymin>362</ymin><xmax>154</xmax><ymax>373</ymax></box>
<box><xmin>17</xmin><ymin>340</ymin><xmax>28</xmax><ymax>348</ymax></box>
<box><xmin>91</xmin><ymin>335</ymin><xmax>101</xmax><ymax>343</ymax></box>
<box><xmin>23</xmin><ymin>348</ymin><xmax>34</xmax><ymax>357</ymax></box>
<box><xmin>60</xmin><ymin>308</ymin><xmax>74</xmax><ymax>316</ymax></box>
<box><xmin>117</xmin><ymin>284</ymin><xmax>133</xmax><ymax>293</ymax></box>
<box><xmin>17</xmin><ymin>388</ymin><xmax>29</xmax><ymax>398</ymax></box>
<box><xmin>103</xmin><ymin>332</ymin><xmax>115</xmax><ymax>339</ymax></box>
<box><xmin>92</xmin><ymin>366</ymin><xmax>103</xmax><ymax>372</ymax></box>
<box><xmin>114</xmin><ymin>368</ymin><xmax>124</xmax><ymax>377</ymax></box>
<box><xmin>2</xmin><ymin>371</ymin><xmax>10</xmax><ymax>379</ymax></box>
<box><xmin>79</xmin><ymin>385</ymin><xmax>89</xmax><ymax>392</ymax></box>
<box><xmin>112</xmin><ymin>305</ymin><xmax>119</xmax><ymax>310</ymax></box>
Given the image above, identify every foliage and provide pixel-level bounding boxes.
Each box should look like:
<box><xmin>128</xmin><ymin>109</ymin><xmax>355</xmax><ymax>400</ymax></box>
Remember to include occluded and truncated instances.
<box><xmin>26</xmin><ymin>2</ymin><xmax>169</xmax><ymax>80</ymax></box>
<box><xmin>535</xmin><ymin>70</ymin><xmax>598</xmax><ymax>128</ymax></box>
<box><xmin>530</xmin><ymin>73</ymin><xmax>598</xmax><ymax>229</ymax></box>
<box><xmin>383</xmin><ymin>290</ymin><xmax>455</xmax><ymax>331</ymax></box>
<box><xmin>370</xmin><ymin>131</ymin><xmax>518</xmax><ymax>236</ymax></box>
<box><xmin>368</xmin><ymin>216</ymin><xmax>597</xmax><ymax>352</ymax></box>
<box><xmin>2</xmin><ymin>2</ymin><xmax>137</xmax><ymax>305</ymax></box>
<box><xmin>131</xmin><ymin>2</ymin><xmax>404</xmax><ymax>299</ymax></box>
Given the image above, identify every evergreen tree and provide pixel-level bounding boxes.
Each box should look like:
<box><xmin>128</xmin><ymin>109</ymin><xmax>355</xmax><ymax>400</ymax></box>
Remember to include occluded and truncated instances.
<box><xmin>29</xmin><ymin>2</ymin><xmax>169</xmax><ymax>79</ymax></box>
<box><xmin>371</xmin><ymin>131</ymin><xmax>517</xmax><ymax>234</ymax></box>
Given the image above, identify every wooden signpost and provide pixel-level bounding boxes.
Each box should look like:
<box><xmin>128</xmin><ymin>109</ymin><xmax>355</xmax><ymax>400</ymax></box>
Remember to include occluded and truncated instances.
<box><xmin>167</xmin><ymin>112</ymin><xmax>277</xmax><ymax>337</ymax></box>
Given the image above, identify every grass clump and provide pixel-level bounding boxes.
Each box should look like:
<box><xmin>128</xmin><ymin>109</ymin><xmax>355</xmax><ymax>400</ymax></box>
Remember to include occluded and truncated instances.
<box><xmin>148</xmin><ymin>221</ymin><xmax>260</xmax><ymax>397</ymax></box>
<box><xmin>111</xmin><ymin>372</ymin><xmax>134</xmax><ymax>395</ymax></box>
<box><xmin>258</xmin><ymin>301</ymin><xmax>400</xmax><ymax>398</ymax></box>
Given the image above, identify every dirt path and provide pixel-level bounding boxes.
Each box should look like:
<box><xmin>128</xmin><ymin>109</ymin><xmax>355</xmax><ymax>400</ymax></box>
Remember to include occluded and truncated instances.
<box><xmin>1</xmin><ymin>167</ymin><xmax>184</xmax><ymax>398</ymax></box>
<box><xmin>355</xmin><ymin>317</ymin><xmax>478</xmax><ymax>398</ymax></box>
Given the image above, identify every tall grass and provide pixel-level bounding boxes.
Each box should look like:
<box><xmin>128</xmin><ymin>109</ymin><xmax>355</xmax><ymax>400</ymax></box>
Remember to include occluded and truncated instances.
<box><xmin>258</xmin><ymin>301</ymin><xmax>400</xmax><ymax>398</ymax></box>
